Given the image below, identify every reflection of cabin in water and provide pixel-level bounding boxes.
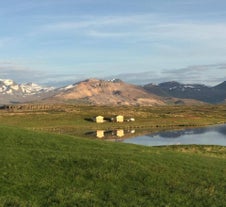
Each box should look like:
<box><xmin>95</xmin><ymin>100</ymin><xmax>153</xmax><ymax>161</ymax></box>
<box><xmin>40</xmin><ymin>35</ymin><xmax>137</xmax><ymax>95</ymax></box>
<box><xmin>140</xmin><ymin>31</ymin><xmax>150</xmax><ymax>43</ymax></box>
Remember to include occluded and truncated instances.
<box><xmin>105</xmin><ymin>129</ymin><xmax>125</xmax><ymax>138</ymax></box>
<box><xmin>116</xmin><ymin>129</ymin><xmax>124</xmax><ymax>137</ymax></box>
<box><xmin>115</xmin><ymin>115</ymin><xmax>124</xmax><ymax>123</ymax></box>
<box><xmin>86</xmin><ymin>128</ymin><xmax>136</xmax><ymax>140</ymax></box>
<box><xmin>94</xmin><ymin>116</ymin><xmax>104</xmax><ymax>123</ymax></box>
<box><xmin>96</xmin><ymin>130</ymin><xmax>105</xmax><ymax>138</ymax></box>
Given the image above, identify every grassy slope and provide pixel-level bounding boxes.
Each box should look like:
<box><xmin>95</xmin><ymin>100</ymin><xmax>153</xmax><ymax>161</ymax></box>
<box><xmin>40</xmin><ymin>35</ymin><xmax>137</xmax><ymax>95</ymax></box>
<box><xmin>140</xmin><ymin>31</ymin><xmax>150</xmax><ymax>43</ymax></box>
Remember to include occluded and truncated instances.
<box><xmin>1</xmin><ymin>126</ymin><xmax>226</xmax><ymax>207</ymax></box>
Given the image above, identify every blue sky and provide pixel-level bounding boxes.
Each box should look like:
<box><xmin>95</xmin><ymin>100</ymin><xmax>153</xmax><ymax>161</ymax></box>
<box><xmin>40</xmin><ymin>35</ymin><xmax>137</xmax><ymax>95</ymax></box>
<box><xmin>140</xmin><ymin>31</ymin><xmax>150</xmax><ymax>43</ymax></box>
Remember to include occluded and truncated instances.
<box><xmin>1</xmin><ymin>0</ymin><xmax>226</xmax><ymax>86</ymax></box>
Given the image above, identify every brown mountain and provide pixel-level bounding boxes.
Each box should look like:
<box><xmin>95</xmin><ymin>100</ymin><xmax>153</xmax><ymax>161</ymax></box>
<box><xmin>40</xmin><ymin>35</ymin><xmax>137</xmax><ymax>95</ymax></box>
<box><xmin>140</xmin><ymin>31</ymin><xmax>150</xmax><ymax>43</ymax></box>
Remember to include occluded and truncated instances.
<box><xmin>48</xmin><ymin>79</ymin><xmax>166</xmax><ymax>106</ymax></box>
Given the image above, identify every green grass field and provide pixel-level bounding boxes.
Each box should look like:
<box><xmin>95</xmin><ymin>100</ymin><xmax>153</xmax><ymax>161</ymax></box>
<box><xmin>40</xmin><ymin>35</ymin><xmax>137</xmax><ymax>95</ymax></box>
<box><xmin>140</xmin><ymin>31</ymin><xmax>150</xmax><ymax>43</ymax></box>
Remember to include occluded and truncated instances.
<box><xmin>1</xmin><ymin>126</ymin><xmax>226</xmax><ymax>207</ymax></box>
<box><xmin>0</xmin><ymin>104</ymin><xmax>226</xmax><ymax>137</ymax></box>
<box><xmin>0</xmin><ymin>104</ymin><xmax>226</xmax><ymax>206</ymax></box>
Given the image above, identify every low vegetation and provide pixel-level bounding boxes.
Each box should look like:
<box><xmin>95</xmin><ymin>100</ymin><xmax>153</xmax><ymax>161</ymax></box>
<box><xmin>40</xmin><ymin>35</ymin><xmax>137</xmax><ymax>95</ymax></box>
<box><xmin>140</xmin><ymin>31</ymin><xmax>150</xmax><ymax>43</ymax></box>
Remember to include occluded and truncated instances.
<box><xmin>0</xmin><ymin>126</ymin><xmax>226</xmax><ymax>207</ymax></box>
<box><xmin>0</xmin><ymin>104</ymin><xmax>226</xmax><ymax>137</ymax></box>
<box><xmin>0</xmin><ymin>104</ymin><xmax>226</xmax><ymax>206</ymax></box>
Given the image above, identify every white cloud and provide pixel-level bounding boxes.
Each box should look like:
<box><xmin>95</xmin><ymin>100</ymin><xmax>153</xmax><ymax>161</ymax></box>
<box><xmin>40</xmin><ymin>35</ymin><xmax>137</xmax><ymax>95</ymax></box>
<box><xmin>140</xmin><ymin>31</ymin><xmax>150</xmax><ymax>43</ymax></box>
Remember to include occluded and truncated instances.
<box><xmin>88</xmin><ymin>30</ymin><xmax>131</xmax><ymax>38</ymax></box>
<box><xmin>36</xmin><ymin>13</ymin><xmax>226</xmax><ymax>40</ymax></box>
<box><xmin>0</xmin><ymin>62</ymin><xmax>43</xmax><ymax>83</ymax></box>
<box><xmin>153</xmin><ymin>23</ymin><xmax>226</xmax><ymax>41</ymax></box>
<box><xmin>34</xmin><ymin>14</ymin><xmax>160</xmax><ymax>38</ymax></box>
<box><xmin>1</xmin><ymin>61</ymin><xmax>226</xmax><ymax>87</ymax></box>
<box><xmin>32</xmin><ymin>14</ymin><xmax>226</xmax><ymax>66</ymax></box>
<box><xmin>0</xmin><ymin>61</ymin><xmax>87</xmax><ymax>86</ymax></box>
<box><xmin>2</xmin><ymin>8</ymin><xmax>226</xmax><ymax>86</ymax></box>
<box><xmin>161</xmin><ymin>64</ymin><xmax>226</xmax><ymax>85</ymax></box>
<box><xmin>108</xmin><ymin>64</ymin><xmax>226</xmax><ymax>86</ymax></box>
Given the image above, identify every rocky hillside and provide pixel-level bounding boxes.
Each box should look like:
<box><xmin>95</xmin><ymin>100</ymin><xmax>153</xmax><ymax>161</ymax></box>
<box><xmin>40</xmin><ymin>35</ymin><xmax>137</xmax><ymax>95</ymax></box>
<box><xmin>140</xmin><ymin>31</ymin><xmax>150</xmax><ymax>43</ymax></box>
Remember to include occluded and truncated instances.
<box><xmin>50</xmin><ymin>79</ymin><xmax>166</xmax><ymax>106</ymax></box>
<box><xmin>0</xmin><ymin>79</ymin><xmax>55</xmax><ymax>104</ymax></box>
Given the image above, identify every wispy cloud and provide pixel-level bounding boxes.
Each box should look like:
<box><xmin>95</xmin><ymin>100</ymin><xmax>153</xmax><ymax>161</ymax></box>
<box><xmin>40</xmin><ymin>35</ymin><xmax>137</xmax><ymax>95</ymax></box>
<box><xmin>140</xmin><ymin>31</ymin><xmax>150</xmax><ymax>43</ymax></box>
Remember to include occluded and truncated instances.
<box><xmin>39</xmin><ymin>14</ymin><xmax>152</xmax><ymax>31</ymax></box>
<box><xmin>32</xmin><ymin>13</ymin><xmax>226</xmax><ymax>57</ymax></box>
<box><xmin>154</xmin><ymin>23</ymin><xmax>226</xmax><ymax>41</ymax></box>
<box><xmin>2</xmin><ymin>1</ymin><xmax>226</xmax><ymax>86</ymax></box>
<box><xmin>87</xmin><ymin>30</ymin><xmax>131</xmax><ymax>38</ymax></box>
<box><xmin>0</xmin><ymin>61</ymin><xmax>87</xmax><ymax>86</ymax></box>
<box><xmin>1</xmin><ymin>61</ymin><xmax>226</xmax><ymax>87</ymax></box>
<box><xmin>161</xmin><ymin>64</ymin><xmax>226</xmax><ymax>84</ymax></box>
<box><xmin>0</xmin><ymin>62</ymin><xmax>44</xmax><ymax>83</ymax></box>
<box><xmin>109</xmin><ymin>64</ymin><xmax>226</xmax><ymax>86</ymax></box>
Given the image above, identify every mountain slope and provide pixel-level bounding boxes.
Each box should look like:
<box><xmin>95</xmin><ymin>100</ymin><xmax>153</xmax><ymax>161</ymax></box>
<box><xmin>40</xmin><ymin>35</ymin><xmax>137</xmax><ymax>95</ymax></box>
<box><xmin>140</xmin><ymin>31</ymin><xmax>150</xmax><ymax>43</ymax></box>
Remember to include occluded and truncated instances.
<box><xmin>0</xmin><ymin>79</ymin><xmax>53</xmax><ymax>95</ymax></box>
<box><xmin>213</xmin><ymin>81</ymin><xmax>226</xmax><ymax>91</ymax></box>
<box><xmin>0</xmin><ymin>79</ymin><xmax>55</xmax><ymax>104</ymax></box>
<box><xmin>144</xmin><ymin>81</ymin><xmax>226</xmax><ymax>103</ymax></box>
<box><xmin>49</xmin><ymin>79</ymin><xmax>166</xmax><ymax>106</ymax></box>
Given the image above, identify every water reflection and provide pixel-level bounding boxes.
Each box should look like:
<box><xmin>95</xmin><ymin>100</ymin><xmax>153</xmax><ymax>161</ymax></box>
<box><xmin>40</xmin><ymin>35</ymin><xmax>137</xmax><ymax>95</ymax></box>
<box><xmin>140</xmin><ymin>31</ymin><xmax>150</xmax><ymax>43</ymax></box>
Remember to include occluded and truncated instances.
<box><xmin>123</xmin><ymin>124</ymin><xmax>226</xmax><ymax>146</ymax></box>
<box><xmin>85</xmin><ymin>129</ymin><xmax>135</xmax><ymax>139</ymax></box>
<box><xmin>147</xmin><ymin>125</ymin><xmax>226</xmax><ymax>138</ymax></box>
<box><xmin>116</xmin><ymin>129</ymin><xmax>124</xmax><ymax>137</ymax></box>
<box><xmin>96</xmin><ymin>130</ymin><xmax>105</xmax><ymax>138</ymax></box>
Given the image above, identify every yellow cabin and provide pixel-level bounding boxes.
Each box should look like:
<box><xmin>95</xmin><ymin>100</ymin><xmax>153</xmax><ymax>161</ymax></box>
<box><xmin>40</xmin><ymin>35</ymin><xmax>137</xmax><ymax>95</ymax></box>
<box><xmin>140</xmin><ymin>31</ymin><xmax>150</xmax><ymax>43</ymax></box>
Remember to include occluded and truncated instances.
<box><xmin>116</xmin><ymin>115</ymin><xmax>124</xmax><ymax>123</ymax></box>
<box><xmin>95</xmin><ymin>116</ymin><xmax>104</xmax><ymax>123</ymax></box>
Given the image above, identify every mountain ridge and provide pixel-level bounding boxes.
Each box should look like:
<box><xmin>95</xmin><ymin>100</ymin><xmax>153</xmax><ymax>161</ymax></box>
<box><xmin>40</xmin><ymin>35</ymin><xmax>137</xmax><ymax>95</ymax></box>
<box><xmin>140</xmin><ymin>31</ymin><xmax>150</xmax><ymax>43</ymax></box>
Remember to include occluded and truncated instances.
<box><xmin>144</xmin><ymin>81</ymin><xmax>226</xmax><ymax>104</ymax></box>
<box><xmin>48</xmin><ymin>78</ymin><xmax>166</xmax><ymax>106</ymax></box>
<box><xmin>0</xmin><ymin>79</ymin><xmax>55</xmax><ymax>105</ymax></box>
<box><xmin>0</xmin><ymin>78</ymin><xmax>225</xmax><ymax>105</ymax></box>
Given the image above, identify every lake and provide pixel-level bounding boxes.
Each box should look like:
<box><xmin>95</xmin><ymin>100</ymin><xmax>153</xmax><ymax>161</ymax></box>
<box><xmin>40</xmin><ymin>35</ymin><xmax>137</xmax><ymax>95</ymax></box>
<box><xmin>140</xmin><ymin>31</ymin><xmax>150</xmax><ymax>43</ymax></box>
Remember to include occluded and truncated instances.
<box><xmin>123</xmin><ymin>124</ymin><xmax>226</xmax><ymax>146</ymax></box>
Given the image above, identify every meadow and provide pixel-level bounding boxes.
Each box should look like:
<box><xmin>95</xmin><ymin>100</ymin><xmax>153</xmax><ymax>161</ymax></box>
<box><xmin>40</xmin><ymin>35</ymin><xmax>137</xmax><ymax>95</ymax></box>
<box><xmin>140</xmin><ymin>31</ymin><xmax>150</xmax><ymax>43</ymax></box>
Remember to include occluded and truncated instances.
<box><xmin>0</xmin><ymin>104</ymin><xmax>226</xmax><ymax>206</ymax></box>
<box><xmin>0</xmin><ymin>104</ymin><xmax>226</xmax><ymax>137</ymax></box>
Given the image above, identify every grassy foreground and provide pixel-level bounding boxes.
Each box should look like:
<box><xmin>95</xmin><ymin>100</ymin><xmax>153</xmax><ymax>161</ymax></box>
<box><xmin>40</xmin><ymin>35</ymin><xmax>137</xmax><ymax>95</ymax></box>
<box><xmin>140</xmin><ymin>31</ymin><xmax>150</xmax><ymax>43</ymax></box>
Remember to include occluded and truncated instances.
<box><xmin>1</xmin><ymin>126</ymin><xmax>226</xmax><ymax>207</ymax></box>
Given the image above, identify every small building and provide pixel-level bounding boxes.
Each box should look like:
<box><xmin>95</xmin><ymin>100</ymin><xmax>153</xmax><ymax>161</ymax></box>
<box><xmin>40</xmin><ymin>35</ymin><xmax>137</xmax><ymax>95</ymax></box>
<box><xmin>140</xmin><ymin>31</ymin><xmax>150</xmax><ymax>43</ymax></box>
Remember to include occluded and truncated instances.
<box><xmin>116</xmin><ymin>115</ymin><xmax>124</xmax><ymax>123</ymax></box>
<box><xmin>96</xmin><ymin>130</ymin><xmax>105</xmax><ymax>138</ymax></box>
<box><xmin>95</xmin><ymin>116</ymin><xmax>104</xmax><ymax>123</ymax></box>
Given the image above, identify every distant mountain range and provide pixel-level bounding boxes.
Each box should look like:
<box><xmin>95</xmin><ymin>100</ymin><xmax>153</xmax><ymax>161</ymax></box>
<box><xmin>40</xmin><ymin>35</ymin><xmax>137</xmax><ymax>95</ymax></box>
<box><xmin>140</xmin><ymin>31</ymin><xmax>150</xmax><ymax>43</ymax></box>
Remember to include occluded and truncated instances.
<box><xmin>0</xmin><ymin>79</ymin><xmax>55</xmax><ymax>104</ymax></box>
<box><xmin>0</xmin><ymin>78</ymin><xmax>225</xmax><ymax>106</ymax></box>
<box><xmin>144</xmin><ymin>81</ymin><xmax>226</xmax><ymax>104</ymax></box>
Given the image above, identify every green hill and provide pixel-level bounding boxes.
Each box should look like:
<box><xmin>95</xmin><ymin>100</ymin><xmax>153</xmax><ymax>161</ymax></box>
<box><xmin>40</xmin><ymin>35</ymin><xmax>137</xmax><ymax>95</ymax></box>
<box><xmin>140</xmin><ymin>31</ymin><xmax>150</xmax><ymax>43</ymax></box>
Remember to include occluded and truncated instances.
<box><xmin>0</xmin><ymin>126</ymin><xmax>226</xmax><ymax>207</ymax></box>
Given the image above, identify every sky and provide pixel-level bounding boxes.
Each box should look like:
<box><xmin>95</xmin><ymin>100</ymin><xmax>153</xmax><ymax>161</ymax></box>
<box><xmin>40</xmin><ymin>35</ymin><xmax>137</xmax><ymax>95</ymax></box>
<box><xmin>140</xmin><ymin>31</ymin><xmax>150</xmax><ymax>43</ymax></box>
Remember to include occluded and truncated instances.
<box><xmin>1</xmin><ymin>0</ymin><xmax>226</xmax><ymax>86</ymax></box>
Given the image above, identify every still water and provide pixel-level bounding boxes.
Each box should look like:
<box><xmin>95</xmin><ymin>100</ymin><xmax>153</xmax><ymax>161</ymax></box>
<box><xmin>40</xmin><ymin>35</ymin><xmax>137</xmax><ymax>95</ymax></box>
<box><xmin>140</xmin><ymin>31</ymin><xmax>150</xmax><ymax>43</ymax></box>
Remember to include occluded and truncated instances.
<box><xmin>123</xmin><ymin>124</ymin><xmax>226</xmax><ymax>146</ymax></box>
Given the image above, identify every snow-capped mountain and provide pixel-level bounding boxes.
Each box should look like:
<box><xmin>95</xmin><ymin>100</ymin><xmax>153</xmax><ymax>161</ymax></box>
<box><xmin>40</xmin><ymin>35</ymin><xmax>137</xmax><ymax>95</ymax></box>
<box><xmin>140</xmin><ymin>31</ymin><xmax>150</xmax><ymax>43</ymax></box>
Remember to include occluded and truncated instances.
<box><xmin>0</xmin><ymin>79</ymin><xmax>54</xmax><ymax>96</ymax></box>
<box><xmin>144</xmin><ymin>81</ymin><xmax>226</xmax><ymax>103</ymax></box>
<box><xmin>0</xmin><ymin>79</ymin><xmax>55</xmax><ymax>105</ymax></box>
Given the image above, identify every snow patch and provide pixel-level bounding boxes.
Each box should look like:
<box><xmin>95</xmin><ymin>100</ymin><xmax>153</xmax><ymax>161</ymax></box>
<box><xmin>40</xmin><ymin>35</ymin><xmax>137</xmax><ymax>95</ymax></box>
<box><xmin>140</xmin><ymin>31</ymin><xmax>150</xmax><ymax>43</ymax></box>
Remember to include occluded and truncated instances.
<box><xmin>0</xmin><ymin>78</ymin><xmax>54</xmax><ymax>96</ymax></box>
<box><xmin>64</xmin><ymin>84</ymin><xmax>75</xmax><ymax>90</ymax></box>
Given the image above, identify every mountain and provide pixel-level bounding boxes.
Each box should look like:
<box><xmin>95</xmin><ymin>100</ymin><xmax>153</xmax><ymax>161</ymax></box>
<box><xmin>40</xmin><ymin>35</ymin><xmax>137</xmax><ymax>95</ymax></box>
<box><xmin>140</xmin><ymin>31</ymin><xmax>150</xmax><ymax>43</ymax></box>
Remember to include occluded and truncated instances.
<box><xmin>47</xmin><ymin>79</ymin><xmax>166</xmax><ymax>106</ymax></box>
<box><xmin>213</xmin><ymin>81</ymin><xmax>226</xmax><ymax>91</ymax></box>
<box><xmin>0</xmin><ymin>79</ymin><xmax>54</xmax><ymax>95</ymax></box>
<box><xmin>144</xmin><ymin>81</ymin><xmax>226</xmax><ymax>103</ymax></box>
<box><xmin>1</xmin><ymin>78</ymin><xmax>222</xmax><ymax>106</ymax></box>
<box><xmin>0</xmin><ymin>79</ymin><xmax>55</xmax><ymax>105</ymax></box>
